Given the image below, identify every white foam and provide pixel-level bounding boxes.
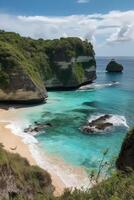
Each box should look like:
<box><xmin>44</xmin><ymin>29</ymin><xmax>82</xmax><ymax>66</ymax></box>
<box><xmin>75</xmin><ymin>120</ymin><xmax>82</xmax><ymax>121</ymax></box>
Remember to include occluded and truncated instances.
<box><xmin>3</xmin><ymin>119</ymin><xmax>90</xmax><ymax>189</ymax></box>
<box><xmin>6</xmin><ymin>122</ymin><xmax>38</xmax><ymax>144</ymax></box>
<box><xmin>8</xmin><ymin>107</ymin><xmax>16</xmax><ymax>111</ymax></box>
<box><xmin>79</xmin><ymin>82</ymin><xmax>119</xmax><ymax>91</ymax></box>
<box><xmin>88</xmin><ymin>114</ymin><xmax>129</xmax><ymax>128</ymax></box>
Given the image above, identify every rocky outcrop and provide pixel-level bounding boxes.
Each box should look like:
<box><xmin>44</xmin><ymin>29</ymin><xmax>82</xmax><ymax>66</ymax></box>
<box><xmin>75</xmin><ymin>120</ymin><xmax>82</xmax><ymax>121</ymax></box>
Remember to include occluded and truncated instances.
<box><xmin>0</xmin><ymin>68</ymin><xmax>47</xmax><ymax>103</ymax></box>
<box><xmin>81</xmin><ymin>114</ymin><xmax>113</xmax><ymax>134</ymax></box>
<box><xmin>0</xmin><ymin>31</ymin><xmax>96</xmax><ymax>101</ymax></box>
<box><xmin>116</xmin><ymin>128</ymin><xmax>134</xmax><ymax>171</ymax></box>
<box><xmin>24</xmin><ymin>121</ymin><xmax>52</xmax><ymax>135</ymax></box>
<box><xmin>106</xmin><ymin>59</ymin><xmax>123</xmax><ymax>72</ymax></box>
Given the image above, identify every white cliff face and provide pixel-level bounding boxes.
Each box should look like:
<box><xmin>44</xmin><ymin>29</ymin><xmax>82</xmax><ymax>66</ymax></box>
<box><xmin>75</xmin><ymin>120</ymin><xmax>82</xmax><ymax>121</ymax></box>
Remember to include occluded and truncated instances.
<box><xmin>57</xmin><ymin>56</ymin><xmax>95</xmax><ymax>67</ymax></box>
<box><xmin>85</xmin><ymin>66</ymin><xmax>96</xmax><ymax>72</ymax></box>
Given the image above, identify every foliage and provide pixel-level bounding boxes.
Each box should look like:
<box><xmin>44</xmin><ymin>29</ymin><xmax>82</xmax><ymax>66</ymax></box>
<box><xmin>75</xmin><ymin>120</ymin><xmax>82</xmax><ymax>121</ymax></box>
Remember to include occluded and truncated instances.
<box><xmin>0</xmin><ymin>144</ymin><xmax>54</xmax><ymax>200</ymax></box>
<box><xmin>73</xmin><ymin>63</ymin><xmax>85</xmax><ymax>84</ymax></box>
<box><xmin>55</xmin><ymin>172</ymin><xmax>134</xmax><ymax>200</ymax></box>
<box><xmin>0</xmin><ymin>30</ymin><xmax>95</xmax><ymax>89</ymax></box>
<box><xmin>0</xmin><ymin>128</ymin><xmax>134</xmax><ymax>200</ymax></box>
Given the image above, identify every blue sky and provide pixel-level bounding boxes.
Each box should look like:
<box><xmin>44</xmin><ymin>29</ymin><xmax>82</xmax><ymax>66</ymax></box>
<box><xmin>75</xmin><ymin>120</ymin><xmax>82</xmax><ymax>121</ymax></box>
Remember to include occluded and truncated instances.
<box><xmin>0</xmin><ymin>0</ymin><xmax>133</xmax><ymax>15</ymax></box>
<box><xmin>0</xmin><ymin>0</ymin><xmax>134</xmax><ymax>56</ymax></box>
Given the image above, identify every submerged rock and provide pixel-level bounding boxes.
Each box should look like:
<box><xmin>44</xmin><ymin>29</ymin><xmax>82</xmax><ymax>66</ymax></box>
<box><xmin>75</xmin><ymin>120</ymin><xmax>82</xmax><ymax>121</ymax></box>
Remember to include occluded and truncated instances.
<box><xmin>24</xmin><ymin>121</ymin><xmax>52</xmax><ymax>134</ymax></box>
<box><xmin>88</xmin><ymin>114</ymin><xmax>111</xmax><ymax>127</ymax></box>
<box><xmin>81</xmin><ymin>114</ymin><xmax>113</xmax><ymax>134</ymax></box>
<box><xmin>106</xmin><ymin>59</ymin><xmax>123</xmax><ymax>72</ymax></box>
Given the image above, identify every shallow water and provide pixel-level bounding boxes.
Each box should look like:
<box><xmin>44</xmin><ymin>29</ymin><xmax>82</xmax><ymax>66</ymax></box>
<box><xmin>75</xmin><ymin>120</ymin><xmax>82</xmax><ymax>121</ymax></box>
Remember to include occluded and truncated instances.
<box><xmin>22</xmin><ymin>57</ymin><xmax>134</xmax><ymax>172</ymax></box>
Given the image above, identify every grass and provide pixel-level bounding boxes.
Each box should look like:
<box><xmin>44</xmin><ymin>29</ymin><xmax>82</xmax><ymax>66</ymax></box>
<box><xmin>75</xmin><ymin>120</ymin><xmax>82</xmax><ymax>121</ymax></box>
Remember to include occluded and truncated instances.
<box><xmin>0</xmin><ymin>142</ymin><xmax>134</xmax><ymax>200</ymax></box>
<box><xmin>0</xmin><ymin>144</ymin><xmax>54</xmax><ymax>200</ymax></box>
<box><xmin>0</xmin><ymin>30</ymin><xmax>96</xmax><ymax>89</ymax></box>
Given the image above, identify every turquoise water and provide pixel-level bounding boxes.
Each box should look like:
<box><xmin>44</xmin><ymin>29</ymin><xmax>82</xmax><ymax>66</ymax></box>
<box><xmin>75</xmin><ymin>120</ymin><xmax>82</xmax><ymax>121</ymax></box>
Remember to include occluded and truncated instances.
<box><xmin>26</xmin><ymin>57</ymin><xmax>134</xmax><ymax>171</ymax></box>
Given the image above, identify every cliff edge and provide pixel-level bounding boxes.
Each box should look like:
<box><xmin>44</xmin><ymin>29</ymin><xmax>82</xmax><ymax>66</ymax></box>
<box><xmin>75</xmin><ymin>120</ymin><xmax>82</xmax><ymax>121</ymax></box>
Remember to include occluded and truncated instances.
<box><xmin>0</xmin><ymin>31</ymin><xmax>96</xmax><ymax>102</ymax></box>
<box><xmin>116</xmin><ymin>128</ymin><xmax>134</xmax><ymax>171</ymax></box>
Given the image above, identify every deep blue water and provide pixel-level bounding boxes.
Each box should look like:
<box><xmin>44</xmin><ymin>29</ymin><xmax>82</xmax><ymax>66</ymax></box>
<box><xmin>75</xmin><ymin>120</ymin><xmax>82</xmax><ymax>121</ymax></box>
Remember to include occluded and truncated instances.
<box><xmin>26</xmin><ymin>57</ymin><xmax>134</xmax><ymax>171</ymax></box>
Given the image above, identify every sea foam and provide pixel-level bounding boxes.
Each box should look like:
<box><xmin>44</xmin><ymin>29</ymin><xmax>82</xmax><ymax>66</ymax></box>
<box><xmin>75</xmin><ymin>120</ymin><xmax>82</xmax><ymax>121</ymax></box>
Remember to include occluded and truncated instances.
<box><xmin>79</xmin><ymin>82</ymin><xmax>119</xmax><ymax>91</ymax></box>
<box><xmin>4</xmin><ymin>120</ymin><xmax>90</xmax><ymax>189</ymax></box>
<box><xmin>88</xmin><ymin>114</ymin><xmax>129</xmax><ymax>128</ymax></box>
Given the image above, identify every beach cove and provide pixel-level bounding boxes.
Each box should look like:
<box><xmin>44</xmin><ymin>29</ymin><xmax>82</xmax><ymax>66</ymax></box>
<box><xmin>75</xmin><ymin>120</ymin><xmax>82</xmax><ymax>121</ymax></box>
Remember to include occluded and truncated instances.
<box><xmin>0</xmin><ymin>57</ymin><xmax>134</xmax><ymax>195</ymax></box>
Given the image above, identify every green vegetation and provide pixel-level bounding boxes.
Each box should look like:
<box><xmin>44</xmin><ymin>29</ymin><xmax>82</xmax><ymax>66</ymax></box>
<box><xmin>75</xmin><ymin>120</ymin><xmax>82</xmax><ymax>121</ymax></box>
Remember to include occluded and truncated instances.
<box><xmin>57</xmin><ymin>172</ymin><xmax>134</xmax><ymax>200</ymax></box>
<box><xmin>0</xmin><ymin>144</ymin><xmax>54</xmax><ymax>200</ymax></box>
<box><xmin>0</xmin><ymin>30</ymin><xmax>96</xmax><ymax>91</ymax></box>
<box><xmin>73</xmin><ymin>63</ymin><xmax>85</xmax><ymax>84</ymax></box>
<box><xmin>0</xmin><ymin>128</ymin><xmax>134</xmax><ymax>200</ymax></box>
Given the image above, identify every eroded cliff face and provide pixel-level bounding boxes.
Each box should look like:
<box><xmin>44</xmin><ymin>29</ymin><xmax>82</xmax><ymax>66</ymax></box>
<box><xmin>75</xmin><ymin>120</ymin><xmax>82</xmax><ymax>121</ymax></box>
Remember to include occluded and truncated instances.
<box><xmin>116</xmin><ymin>128</ymin><xmax>134</xmax><ymax>171</ymax></box>
<box><xmin>0</xmin><ymin>68</ymin><xmax>47</xmax><ymax>103</ymax></box>
<box><xmin>0</xmin><ymin>31</ymin><xmax>96</xmax><ymax>101</ymax></box>
<box><xmin>46</xmin><ymin>56</ymin><xmax>96</xmax><ymax>90</ymax></box>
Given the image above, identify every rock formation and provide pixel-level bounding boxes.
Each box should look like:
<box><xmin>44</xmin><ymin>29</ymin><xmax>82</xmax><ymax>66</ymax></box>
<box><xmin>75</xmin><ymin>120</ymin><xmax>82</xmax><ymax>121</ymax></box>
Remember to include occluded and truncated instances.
<box><xmin>116</xmin><ymin>128</ymin><xmax>134</xmax><ymax>171</ymax></box>
<box><xmin>0</xmin><ymin>31</ymin><xmax>96</xmax><ymax>103</ymax></box>
<box><xmin>24</xmin><ymin>121</ymin><xmax>52</xmax><ymax>135</ymax></box>
<box><xmin>81</xmin><ymin>114</ymin><xmax>113</xmax><ymax>134</ymax></box>
<box><xmin>106</xmin><ymin>59</ymin><xmax>123</xmax><ymax>72</ymax></box>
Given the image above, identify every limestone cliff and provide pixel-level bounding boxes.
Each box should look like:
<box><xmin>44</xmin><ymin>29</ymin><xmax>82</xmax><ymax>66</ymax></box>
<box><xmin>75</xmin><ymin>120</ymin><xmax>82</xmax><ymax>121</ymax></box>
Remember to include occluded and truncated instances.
<box><xmin>0</xmin><ymin>68</ymin><xmax>47</xmax><ymax>103</ymax></box>
<box><xmin>45</xmin><ymin>37</ymin><xmax>96</xmax><ymax>90</ymax></box>
<box><xmin>0</xmin><ymin>31</ymin><xmax>96</xmax><ymax>102</ymax></box>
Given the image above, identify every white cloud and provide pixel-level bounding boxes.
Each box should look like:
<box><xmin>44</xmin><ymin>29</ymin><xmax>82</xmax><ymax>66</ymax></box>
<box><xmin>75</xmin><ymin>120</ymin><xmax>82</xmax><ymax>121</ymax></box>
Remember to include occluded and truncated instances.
<box><xmin>107</xmin><ymin>24</ymin><xmax>134</xmax><ymax>43</ymax></box>
<box><xmin>77</xmin><ymin>0</ymin><xmax>90</xmax><ymax>3</ymax></box>
<box><xmin>0</xmin><ymin>10</ymin><xmax>134</xmax><ymax>56</ymax></box>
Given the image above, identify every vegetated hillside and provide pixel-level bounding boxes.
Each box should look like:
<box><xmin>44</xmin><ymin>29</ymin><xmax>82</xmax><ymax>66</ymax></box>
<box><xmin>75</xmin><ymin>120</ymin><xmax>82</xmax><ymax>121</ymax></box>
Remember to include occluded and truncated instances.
<box><xmin>56</xmin><ymin>128</ymin><xmax>134</xmax><ymax>200</ymax></box>
<box><xmin>57</xmin><ymin>172</ymin><xmax>134</xmax><ymax>200</ymax></box>
<box><xmin>116</xmin><ymin>128</ymin><xmax>134</xmax><ymax>171</ymax></box>
<box><xmin>0</xmin><ymin>144</ymin><xmax>54</xmax><ymax>200</ymax></box>
<box><xmin>0</xmin><ymin>30</ymin><xmax>96</xmax><ymax>102</ymax></box>
<box><xmin>0</xmin><ymin>129</ymin><xmax>134</xmax><ymax>200</ymax></box>
<box><xmin>0</xmin><ymin>31</ymin><xmax>47</xmax><ymax>102</ymax></box>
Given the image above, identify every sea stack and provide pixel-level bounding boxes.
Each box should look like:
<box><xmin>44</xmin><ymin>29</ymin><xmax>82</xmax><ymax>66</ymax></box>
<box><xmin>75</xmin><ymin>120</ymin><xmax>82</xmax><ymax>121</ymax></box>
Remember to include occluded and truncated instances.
<box><xmin>106</xmin><ymin>59</ymin><xmax>123</xmax><ymax>72</ymax></box>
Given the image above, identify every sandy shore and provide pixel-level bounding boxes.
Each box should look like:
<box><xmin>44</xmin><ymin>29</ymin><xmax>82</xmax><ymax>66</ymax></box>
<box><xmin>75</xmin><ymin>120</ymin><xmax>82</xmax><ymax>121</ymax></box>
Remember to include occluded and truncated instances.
<box><xmin>0</xmin><ymin>122</ymin><xmax>36</xmax><ymax>165</ymax></box>
<box><xmin>0</xmin><ymin>108</ymin><xmax>90</xmax><ymax>196</ymax></box>
<box><xmin>0</xmin><ymin>108</ymin><xmax>66</xmax><ymax>196</ymax></box>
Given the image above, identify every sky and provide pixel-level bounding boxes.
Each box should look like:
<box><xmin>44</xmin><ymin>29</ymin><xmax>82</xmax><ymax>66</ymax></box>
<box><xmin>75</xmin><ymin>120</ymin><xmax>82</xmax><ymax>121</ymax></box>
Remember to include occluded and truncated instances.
<box><xmin>0</xmin><ymin>0</ymin><xmax>134</xmax><ymax>56</ymax></box>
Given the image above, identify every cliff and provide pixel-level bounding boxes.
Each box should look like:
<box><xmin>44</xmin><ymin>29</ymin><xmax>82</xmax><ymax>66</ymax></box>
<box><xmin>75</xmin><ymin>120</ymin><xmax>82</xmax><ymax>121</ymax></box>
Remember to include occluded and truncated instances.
<box><xmin>44</xmin><ymin>38</ymin><xmax>96</xmax><ymax>90</ymax></box>
<box><xmin>0</xmin><ymin>31</ymin><xmax>47</xmax><ymax>103</ymax></box>
<box><xmin>0</xmin><ymin>30</ymin><xmax>96</xmax><ymax>102</ymax></box>
<box><xmin>116</xmin><ymin>128</ymin><xmax>134</xmax><ymax>171</ymax></box>
<box><xmin>0</xmin><ymin>144</ymin><xmax>54</xmax><ymax>200</ymax></box>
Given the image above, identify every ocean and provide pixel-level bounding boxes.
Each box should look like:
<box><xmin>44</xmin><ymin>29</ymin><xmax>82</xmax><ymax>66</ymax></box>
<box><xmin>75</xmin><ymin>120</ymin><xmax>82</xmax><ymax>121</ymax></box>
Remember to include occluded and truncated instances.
<box><xmin>7</xmin><ymin>56</ymin><xmax>134</xmax><ymax>188</ymax></box>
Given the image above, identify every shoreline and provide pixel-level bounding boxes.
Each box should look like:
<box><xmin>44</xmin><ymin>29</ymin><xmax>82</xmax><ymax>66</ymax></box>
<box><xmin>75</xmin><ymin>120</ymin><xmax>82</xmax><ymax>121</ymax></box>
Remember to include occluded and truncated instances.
<box><xmin>0</xmin><ymin>108</ymin><xmax>90</xmax><ymax>196</ymax></box>
<box><xmin>0</xmin><ymin>122</ymin><xmax>36</xmax><ymax>166</ymax></box>
<box><xmin>0</xmin><ymin>123</ymin><xmax>65</xmax><ymax>196</ymax></box>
